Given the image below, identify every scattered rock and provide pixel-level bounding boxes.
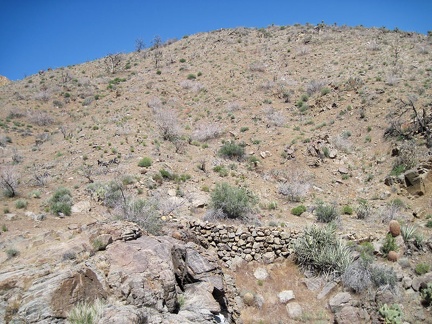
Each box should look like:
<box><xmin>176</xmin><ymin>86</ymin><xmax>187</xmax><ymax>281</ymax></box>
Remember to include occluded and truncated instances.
<box><xmin>243</xmin><ymin>292</ymin><xmax>255</xmax><ymax>306</ymax></box>
<box><xmin>253</xmin><ymin>267</ymin><xmax>269</xmax><ymax>281</ymax></box>
<box><xmin>286</xmin><ymin>302</ymin><xmax>302</xmax><ymax>319</ymax></box>
<box><xmin>277</xmin><ymin>290</ymin><xmax>295</xmax><ymax>304</ymax></box>
<box><xmin>334</xmin><ymin>305</ymin><xmax>368</xmax><ymax>324</ymax></box>
<box><xmin>317</xmin><ymin>281</ymin><xmax>338</xmax><ymax>300</ymax></box>
<box><xmin>71</xmin><ymin>200</ymin><xmax>91</xmax><ymax>213</ymax></box>
<box><xmin>329</xmin><ymin>292</ymin><xmax>351</xmax><ymax>313</ymax></box>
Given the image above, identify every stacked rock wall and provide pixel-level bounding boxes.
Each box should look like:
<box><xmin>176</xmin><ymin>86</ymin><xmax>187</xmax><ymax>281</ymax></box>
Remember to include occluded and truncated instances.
<box><xmin>188</xmin><ymin>221</ymin><xmax>301</xmax><ymax>264</ymax></box>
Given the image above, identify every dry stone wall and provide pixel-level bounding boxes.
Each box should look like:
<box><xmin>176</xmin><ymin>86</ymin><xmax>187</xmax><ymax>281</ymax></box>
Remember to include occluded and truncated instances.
<box><xmin>188</xmin><ymin>220</ymin><xmax>301</xmax><ymax>264</ymax></box>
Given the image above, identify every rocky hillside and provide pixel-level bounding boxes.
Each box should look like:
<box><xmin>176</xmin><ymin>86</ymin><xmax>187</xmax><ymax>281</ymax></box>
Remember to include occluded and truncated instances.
<box><xmin>0</xmin><ymin>24</ymin><xmax>432</xmax><ymax>323</ymax></box>
<box><xmin>0</xmin><ymin>75</ymin><xmax>10</xmax><ymax>87</ymax></box>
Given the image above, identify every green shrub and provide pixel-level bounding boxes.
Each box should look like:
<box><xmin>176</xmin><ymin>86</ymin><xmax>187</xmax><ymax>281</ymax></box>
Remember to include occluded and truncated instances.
<box><xmin>381</xmin><ymin>233</ymin><xmax>398</xmax><ymax>257</ymax></box>
<box><xmin>15</xmin><ymin>199</ymin><xmax>27</xmax><ymax>209</ymax></box>
<box><xmin>210</xmin><ymin>182</ymin><xmax>257</xmax><ymax>220</ymax></box>
<box><xmin>213</xmin><ymin>165</ymin><xmax>229</xmax><ymax>177</ymax></box>
<box><xmin>292</xmin><ymin>224</ymin><xmax>353</xmax><ymax>276</ymax></box>
<box><xmin>342</xmin><ymin>205</ymin><xmax>353</xmax><ymax>215</ymax></box>
<box><xmin>421</xmin><ymin>283</ymin><xmax>432</xmax><ymax>306</ymax></box>
<box><xmin>315</xmin><ymin>201</ymin><xmax>339</xmax><ymax>223</ymax></box>
<box><xmin>138</xmin><ymin>157</ymin><xmax>152</xmax><ymax>168</ymax></box>
<box><xmin>6</xmin><ymin>248</ymin><xmax>19</xmax><ymax>259</ymax></box>
<box><xmin>371</xmin><ymin>264</ymin><xmax>397</xmax><ymax>290</ymax></box>
<box><xmin>356</xmin><ymin>199</ymin><xmax>371</xmax><ymax>219</ymax></box>
<box><xmin>67</xmin><ymin>299</ymin><xmax>106</xmax><ymax>324</ymax></box>
<box><xmin>426</xmin><ymin>220</ymin><xmax>432</xmax><ymax>228</ymax></box>
<box><xmin>401</xmin><ymin>224</ymin><xmax>417</xmax><ymax>242</ymax></box>
<box><xmin>49</xmin><ymin>187</ymin><xmax>73</xmax><ymax>216</ymax></box>
<box><xmin>291</xmin><ymin>205</ymin><xmax>306</xmax><ymax>216</ymax></box>
<box><xmin>218</xmin><ymin>141</ymin><xmax>245</xmax><ymax>160</ymax></box>
<box><xmin>159</xmin><ymin>169</ymin><xmax>173</xmax><ymax>180</ymax></box>
<box><xmin>378</xmin><ymin>304</ymin><xmax>403</xmax><ymax>324</ymax></box>
<box><xmin>187</xmin><ymin>74</ymin><xmax>196</xmax><ymax>80</ymax></box>
<box><xmin>415</xmin><ymin>263</ymin><xmax>430</xmax><ymax>275</ymax></box>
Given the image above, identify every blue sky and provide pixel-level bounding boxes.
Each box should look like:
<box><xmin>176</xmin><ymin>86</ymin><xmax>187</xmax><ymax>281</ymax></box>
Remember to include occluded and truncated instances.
<box><xmin>1</xmin><ymin>0</ymin><xmax>431</xmax><ymax>80</ymax></box>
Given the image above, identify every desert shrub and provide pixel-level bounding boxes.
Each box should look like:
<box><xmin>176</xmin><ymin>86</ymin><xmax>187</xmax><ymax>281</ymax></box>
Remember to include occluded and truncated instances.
<box><xmin>187</xmin><ymin>74</ymin><xmax>196</xmax><ymax>80</ymax></box>
<box><xmin>249</xmin><ymin>61</ymin><xmax>266</xmax><ymax>72</ymax></box>
<box><xmin>49</xmin><ymin>187</ymin><xmax>73</xmax><ymax>216</ymax></box>
<box><xmin>371</xmin><ymin>264</ymin><xmax>397</xmax><ymax>290</ymax></box>
<box><xmin>116</xmin><ymin>197</ymin><xmax>162</xmax><ymax>235</ymax></box>
<box><xmin>342</xmin><ymin>258</ymin><xmax>372</xmax><ymax>293</ymax></box>
<box><xmin>392</xmin><ymin>140</ymin><xmax>420</xmax><ymax>173</ymax></box>
<box><xmin>421</xmin><ymin>283</ymin><xmax>432</xmax><ymax>306</ymax></box>
<box><xmin>138</xmin><ymin>157</ymin><xmax>152</xmax><ymax>168</ymax></box>
<box><xmin>226</xmin><ymin>101</ymin><xmax>242</xmax><ymax>112</ymax></box>
<box><xmin>0</xmin><ymin>166</ymin><xmax>20</xmax><ymax>197</ymax></box>
<box><xmin>67</xmin><ymin>299</ymin><xmax>106</xmax><ymax>324</ymax></box>
<box><xmin>218</xmin><ymin>141</ymin><xmax>245</xmax><ymax>160</ymax></box>
<box><xmin>342</xmin><ymin>205</ymin><xmax>353</xmax><ymax>215</ymax></box>
<box><xmin>210</xmin><ymin>182</ymin><xmax>257</xmax><ymax>220</ymax></box>
<box><xmin>381</xmin><ymin>200</ymin><xmax>402</xmax><ymax>222</ymax></box>
<box><xmin>356</xmin><ymin>199</ymin><xmax>372</xmax><ymax>219</ymax></box>
<box><xmin>15</xmin><ymin>199</ymin><xmax>27</xmax><ymax>209</ymax></box>
<box><xmin>315</xmin><ymin>201</ymin><xmax>339</xmax><ymax>223</ymax></box>
<box><xmin>426</xmin><ymin>220</ymin><xmax>432</xmax><ymax>228</ymax></box>
<box><xmin>292</xmin><ymin>224</ymin><xmax>353</xmax><ymax>276</ymax></box>
<box><xmin>291</xmin><ymin>205</ymin><xmax>306</xmax><ymax>216</ymax></box>
<box><xmin>331</xmin><ymin>134</ymin><xmax>353</xmax><ymax>153</ymax></box>
<box><xmin>153</xmin><ymin>107</ymin><xmax>181</xmax><ymax>141</ymax></box>
<box><xmin>28</xmin><ymin>110</ymin><xmax>54</xmax><ymax>126</ymax></box>
<box><xmin>306</xmin><ymin>80</ymin><xmax>326</xmax><ymax>96</ymax></box>
<box><xmin>191</xmin><ymin>123</ymin><xmax>224</xmax><ymax>141</ymax></box>
<box><xmin>381</xmin><ymin>233</ymin><xmax>398</xmax><ymax>257</ymax></box>
<box><xmin>401</xmin><ymin>224</ymin><xmax>417</xmax><ymax>242</ymax></box>
<box><xmin>415</xmin><ymin>263</ymin><xmax>430</xmax><ymax>275</ymax></box>
<box><xmin>278</xmin><ymin>169</ymin><xmax>311</xmax><ymax>202</ymax></box>
<box><xmin>263</xmin><ymin>106</ymin><xmax>286</xmax><ymax>126</ymax></box>
<box><xmin>6</xmin><ymin>248</ymin><xmax>19</xmax><ymax>259</ymax></box>
<box><xmin>378</xmin><ymin>304</ymin><xmax>403</xmax><ymax>324</ymax></box>
<box><xmin>213</xmin><ymin>165</ymin><xmax>228</xmax><ymax>177</ymax></box>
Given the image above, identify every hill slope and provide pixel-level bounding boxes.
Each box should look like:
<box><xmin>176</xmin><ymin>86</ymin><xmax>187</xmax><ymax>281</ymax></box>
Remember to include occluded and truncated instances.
<box><xmin>0</xmin><ymin>24</ymin><xmax>432</xmax><ymax>323</ymax></box>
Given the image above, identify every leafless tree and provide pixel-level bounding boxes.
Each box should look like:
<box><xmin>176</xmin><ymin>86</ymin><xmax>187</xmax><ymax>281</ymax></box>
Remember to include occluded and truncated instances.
<box><xmin>151</xmin><ymin>35</ymin><xmax>163</xmax><ymax>68</ymax></box>
<box><xmin>78</xmin><ymin>164</ymin><xmax>95</xmax><ymax>183</ymax></box>
<box><xmin>104</xmin><ymin>53</ymin><xmax>122</xmax><ymax>74</ymax></box>
<box><xmin>154</xmin><ymin>107</ymin><xmax>181</xmax><ymax>141</ymax></box>
<box><xmin>0</xmin><ymin>166</ymin><xmax>19</xmax><ymax>197</ymax></box>
<box><xmin>385</xmin><ymin>95</ymin><xmax>432</xmax><ymax>147</ymax></box>
<box><xmin>135</xmin><ymin>38</ymin><xmax>145</xmax><ymax>52</ymax></box>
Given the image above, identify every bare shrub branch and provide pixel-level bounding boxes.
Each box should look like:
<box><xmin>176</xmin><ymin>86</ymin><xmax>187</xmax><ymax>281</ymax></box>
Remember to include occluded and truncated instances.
<box><xmin>191</xmin><ymin>123</ymin><xmax>225</xmax><ymax>141</ymax></box>
<box><xmin>0</xmin><ymin>166</ymin><xmax>20</xmax><ymax>197</ymax></box>
<box><xmin>104</xmin><ymin>53</ymin><xmax>122</xmax><ymax>74</ymax></box>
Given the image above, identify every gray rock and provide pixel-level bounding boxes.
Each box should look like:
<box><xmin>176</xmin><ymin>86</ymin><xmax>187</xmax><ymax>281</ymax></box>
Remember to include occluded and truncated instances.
<box><xmin>253</xmin><ymin>267</ymin><xmax>269</xmax><ymax>281</ymax></box>
<box><xmin>329</xmin><ymin>292</ymin><xmax>351</xmax><ymax>313</ymax></box>
<box><xmin>262</xmin><ymin>251</ymin><xmax>275</xmax><ymax>264</ymax></box>
<box><xmin>301</xmin><ymin>277</ymin><xmax>324</xmax><ymax>291</ymax></box>
<box><xmin>334</xmin><ymin>305</ymin><xmax>367</xmax><ymax>324</ymax></box>
<box><xmin>412</xmin><ymin>272</ymin><xmax>432</xmax><ymax>291</ymax></box>
<box><xmin>317</xmin><ymin>281</ymin><xmax>338</xmax><ymax>300</ymax></box>
<box><xmin>71</xmin><ymin>200</ymin><xmax>91</xmax><ymax>213</ymax></box>
<box><xmin>286</xmin><ymin>302</ymin><xmax>303</xmax><ymax>319</ymax></box>
<box><xmin>277</xmin><ymin>290</ymin><xmax>295</xmax><ymax>304</ymax></box>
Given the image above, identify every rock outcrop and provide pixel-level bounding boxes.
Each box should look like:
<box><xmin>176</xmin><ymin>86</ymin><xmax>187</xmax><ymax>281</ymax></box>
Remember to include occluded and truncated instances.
<box><xmin>0</xmin><ymin>221</ymin><xmax>238</xmax><ymax>323</ymax></box>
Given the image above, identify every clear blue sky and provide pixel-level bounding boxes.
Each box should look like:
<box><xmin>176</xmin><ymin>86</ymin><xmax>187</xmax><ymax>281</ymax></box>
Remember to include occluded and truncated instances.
<box><xmin>1</xmin><ymin>0</ymin><xmax>431</xmax><ymax>80</ymax></box>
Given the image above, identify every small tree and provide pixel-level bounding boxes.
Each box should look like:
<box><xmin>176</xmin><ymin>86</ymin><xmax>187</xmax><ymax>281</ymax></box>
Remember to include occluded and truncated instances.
<box><xmin>104</xmin><ymin>53</ymin><xmax>122</xmax><ymax>74</ymax></box>
<box><xmin>151</xmin><ymin>35</ymin><xmax>163</xmax><ymax>68</ymax></box>
<box><xmin>0</xmin><ymin>166</ymin><xmax>19</xmax><ymax>197</ymax></box>
<box><xmin>135</xmin><ymin>38</ymin><xmax>145</xmax><ymax>53</ymax></box>
<box><xmin>154</xmin><ymin>108</ymin><xmax>181</xmax><ymax>141</ymax></box>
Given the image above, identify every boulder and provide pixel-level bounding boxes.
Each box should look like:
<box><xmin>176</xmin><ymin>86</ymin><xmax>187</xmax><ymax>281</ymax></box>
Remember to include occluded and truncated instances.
<box><xmin>335</xmin><ymin>305</ymin><xmax>369</xmax><ymax>324</ymax></box>
<box><xmin>243</xmin><ymin>292</ymin><xmax>255</xmax><ymax>306</ymax></box>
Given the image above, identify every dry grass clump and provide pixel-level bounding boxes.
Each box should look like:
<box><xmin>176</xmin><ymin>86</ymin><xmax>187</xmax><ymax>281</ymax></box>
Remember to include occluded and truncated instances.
<box><xmin>191</xmin><ymin>122</ymin><xmax>225</xmax><ymax>141</ymax></box>
<box><xmin>278</xmin><ymin>169</ymin><xmax>311</xmax><ymax>202</ymax></box>
<box><xmin>263</xmin><ymin>106</ymin><xmax>286</xmax><ymax>127</ymax></box>
<box><xmin>27</xmin><ymin>110</ymin><xmax>54</xmax><ymax>126</ymax></box>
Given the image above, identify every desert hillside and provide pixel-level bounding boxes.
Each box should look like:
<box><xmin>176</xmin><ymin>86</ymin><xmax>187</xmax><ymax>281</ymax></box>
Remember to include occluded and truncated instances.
<box><xmin>0</xmin><ymin>24</ymin><xmax>431</xmax><ymax>323</ymax></box>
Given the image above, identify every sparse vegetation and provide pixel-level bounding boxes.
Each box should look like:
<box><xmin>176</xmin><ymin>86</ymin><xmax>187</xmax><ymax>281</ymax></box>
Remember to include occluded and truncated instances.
<box><xmin>291</xmin><ymin>205</ymin><xmax>306</xmax><ymax>216</ymax></box>
<box><xmin>292</xmin><ymin>224</ymin><xmax>353</xmax><ymax>276</ymax></box>
<box><xmin>67</xmin><ymin>299</ymin><xmax>106</xmax><ymax>324</ymax></box>
<box><xmin>209</xmin><ymin>182</ymin><xmax>257</xmax><ymax>220</ymax></box>
<box><xmin>49</xmin><ymin>187</ymin><xmax>73</xmax><ymax>216</ymax></box>
<box><xmin>315</xmin><ymin>201</ymin><xmax>339</xmax><ymax>223</ymax></box>
<box><xmin>138</xmin><ymin>157</ymin><xmax>152</xmax><ymax>168</ymax></box>
<box><xmin>218</xmin><ymin>141</ymin><xmax>245</xmax><ymax>160</ymax></box>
